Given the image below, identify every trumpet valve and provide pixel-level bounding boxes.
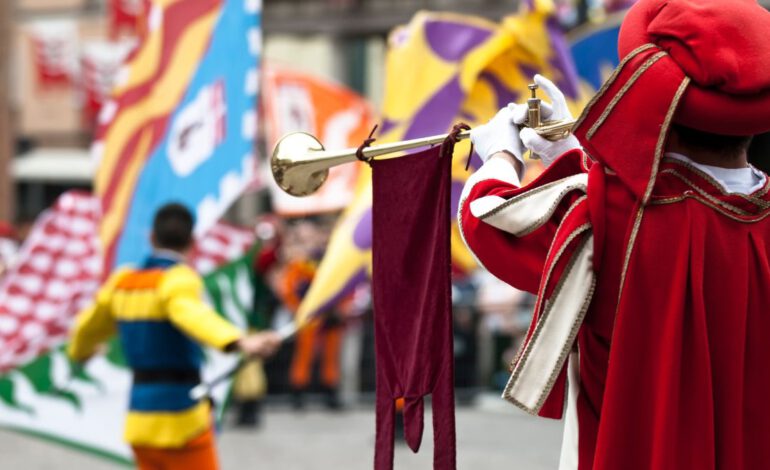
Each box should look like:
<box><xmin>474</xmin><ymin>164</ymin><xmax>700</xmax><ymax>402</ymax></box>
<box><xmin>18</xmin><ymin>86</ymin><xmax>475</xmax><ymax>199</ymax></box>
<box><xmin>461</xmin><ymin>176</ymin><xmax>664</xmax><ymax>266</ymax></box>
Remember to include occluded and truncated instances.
<box><xmin>527</xmin><ymin>83</ymin><xmax>542</xmax><ymax>129</ymax></box>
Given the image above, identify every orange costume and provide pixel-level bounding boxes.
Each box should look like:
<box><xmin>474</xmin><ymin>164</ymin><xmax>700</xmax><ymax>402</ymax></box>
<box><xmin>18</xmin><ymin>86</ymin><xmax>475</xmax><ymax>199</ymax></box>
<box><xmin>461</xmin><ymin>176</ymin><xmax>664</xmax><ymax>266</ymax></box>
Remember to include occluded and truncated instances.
<box><xmin>280</xmin><ymin>260</ymin><xmax>343</xmax><ymax>395</ymax></box>
<box><xmin>132</xmin><ymin>427</ymin><xmax>218</xmax><ymax>470</ymax></box>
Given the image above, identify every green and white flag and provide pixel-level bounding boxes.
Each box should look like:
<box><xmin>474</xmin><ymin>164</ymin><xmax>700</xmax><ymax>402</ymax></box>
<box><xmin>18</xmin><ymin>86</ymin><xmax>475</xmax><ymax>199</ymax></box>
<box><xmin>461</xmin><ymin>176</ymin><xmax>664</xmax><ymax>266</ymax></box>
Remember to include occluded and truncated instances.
<box><xmin>204</xmin><ymin>246</ymin><xmax>271</xmax><ymax>332</ymax></box>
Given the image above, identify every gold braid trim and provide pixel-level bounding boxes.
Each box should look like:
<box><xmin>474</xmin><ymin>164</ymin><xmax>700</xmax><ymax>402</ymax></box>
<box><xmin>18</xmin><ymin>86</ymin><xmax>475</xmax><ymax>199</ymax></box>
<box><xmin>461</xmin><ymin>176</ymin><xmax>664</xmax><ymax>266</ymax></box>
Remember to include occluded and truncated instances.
<box><xmin>660</xmin><ymin>157</ymin><xmax>770</xmax><ymax>209</ymax></box>
<box><xmin>586</xmin><ymin>51</ymin><xmax>668</xmax><ymax>140</ymax></box>
<box><xmin>658</xmin><ymin>169</ymin><xmax>753</xmax><ymax>216</ymax></box>
<box><xmin>649</xmin><ymin>195</ymin><xmax>770</xmax><ymax>223</ymax></box>
<box><xmin>479</xmin><ymin>180</ymin><xmax>589</xmax><ymax>237</ymax></box>
<box><xmin>505</xmin><ymin>196</ymin><xmax>588</xmax><ymax>374</ymax></box>
<box><xmin>573</xmin><ymin>43</ymin><xmax>658</xmax><ymax>131</ymax></box>
<box><xmin>503</xmin><ymin>230</ymin><xmax>595</xmax><ymax>414</ymax></box>
<box><xmin>616</xmin><ymin>205</ymin><xmax>645</xmax><ymax>310</ymax></box>
<box><xmin>642</xmin><ymin>76</ymin><xmax>691</xmax><ymax>204</ymax></box>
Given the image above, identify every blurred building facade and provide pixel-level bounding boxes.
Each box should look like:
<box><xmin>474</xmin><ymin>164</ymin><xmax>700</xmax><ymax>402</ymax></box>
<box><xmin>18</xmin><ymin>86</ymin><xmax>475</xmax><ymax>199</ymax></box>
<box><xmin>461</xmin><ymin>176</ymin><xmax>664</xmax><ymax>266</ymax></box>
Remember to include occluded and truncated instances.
<box><xmin>7</xmin><ymin>0</ymin><xmax>770</xmax><ymax>221</ymax></box>
<box><xmin>264</xmin><ymin>0</ymin><xmax>520</xmax><ymax>35</ymax></box>
<box><xmin>3</xmin><ymin>0</ymin><xmax>530</xmax><ymax>224</ymax></box>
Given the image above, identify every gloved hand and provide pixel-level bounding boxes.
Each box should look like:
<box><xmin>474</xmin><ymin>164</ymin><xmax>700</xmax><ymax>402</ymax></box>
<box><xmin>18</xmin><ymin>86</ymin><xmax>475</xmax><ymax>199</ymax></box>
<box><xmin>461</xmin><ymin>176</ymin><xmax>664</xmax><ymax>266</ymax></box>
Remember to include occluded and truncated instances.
<box><xmin>512</xmin><ymin>74</ymin><xmax>581</xmax><ymax>166</ymax></box>
<box><xmin>470</xmin><ymin>103</ymin><xmax>524</xmax><ymax>164</ymax></box>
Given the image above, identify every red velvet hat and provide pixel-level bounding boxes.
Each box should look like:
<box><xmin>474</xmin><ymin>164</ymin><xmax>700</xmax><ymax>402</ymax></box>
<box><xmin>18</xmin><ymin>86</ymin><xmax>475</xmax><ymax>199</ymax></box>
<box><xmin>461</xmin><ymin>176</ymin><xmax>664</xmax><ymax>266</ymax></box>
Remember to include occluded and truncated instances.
<box><xmin>573</xmin><ymin>0</ymin><xmax>770</xmax><ymax>203</ymax></box>
<box><xmin>620</xmin><ymin>0</ymin><xmax>770</xmax><ymax>136</ymax></box>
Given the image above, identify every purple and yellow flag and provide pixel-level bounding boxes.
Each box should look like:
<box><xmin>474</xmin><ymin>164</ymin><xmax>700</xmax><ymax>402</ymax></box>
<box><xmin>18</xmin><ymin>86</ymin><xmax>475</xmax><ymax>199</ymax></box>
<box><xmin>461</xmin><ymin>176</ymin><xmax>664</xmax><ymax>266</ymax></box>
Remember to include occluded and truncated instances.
<box><xmin>296</xmin><ymin>0</ymin><xmax>588</xmax><ymax>325</ymax></box>
<box><xmin>94</xmin><ymin>0</ymin><xmax>261</xmax><ymax>268</ymax></box>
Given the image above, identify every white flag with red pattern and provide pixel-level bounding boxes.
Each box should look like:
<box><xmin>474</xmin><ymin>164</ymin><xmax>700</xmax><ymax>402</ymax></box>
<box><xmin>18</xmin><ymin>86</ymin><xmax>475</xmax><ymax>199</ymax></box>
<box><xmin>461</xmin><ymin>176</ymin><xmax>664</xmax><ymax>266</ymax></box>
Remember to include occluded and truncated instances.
<box><xmin>0</xmin><ymin>192</ymin><xmax>102</xmax><ymax>373</ymax></box>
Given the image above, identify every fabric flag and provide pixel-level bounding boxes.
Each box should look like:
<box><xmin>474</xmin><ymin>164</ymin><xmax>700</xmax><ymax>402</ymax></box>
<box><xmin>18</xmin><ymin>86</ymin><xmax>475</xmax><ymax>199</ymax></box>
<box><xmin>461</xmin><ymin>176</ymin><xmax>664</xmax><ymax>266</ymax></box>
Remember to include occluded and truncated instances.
<box><xmin>263</xmin><ymin>65</ymin><xmax>375</xmax><ymax>216</ymax></box>
<box><xmin>109</xmin><ymin>0</ymin><xmax>150</xmax><ymax>38</ymax></box>
<box><xmin>189</xmin><ymin>223</ymin><xmax>256</xmax><ymax>275</ymax></box>
<box><xmin>603</xmin><ymin>0</ymin><xmax>638</xmax><ymax>12</ymax></box>
<box><xmin>569</xmin><ymin>11</ymin><xmax>624</xmax><ymax>91</ymax></box>
<box><xmin>80</xmin><ymin>39</ymin><xmax>136</xmax><ymax>126</ymax></box>
<box><xmin>372</xmin><ymin>146</ymin><xmax>455</xmax><ymax>470</ymax></box>
<box><xmin>296</xmin><ymin>0</ymin><xmax>587</xmax><ymax>325</ymax></box>
<box><xmin>0</xmin><ymin>192</ymin><xmax>102</xmax><ymax>374</ymax></box>
<box><xmin>203</xmin><ymin>244</ymin><xmax>275</xmax><ymax>332</ymax></box>
<box><xmin>27</xmin><ymin>19</ymin><xmax>79</xmax><ymax>89</ymax></box>
<box><xmin>0</xmin><ymin>193</ymin><xmax>257</xmax><ymax>462</ymax></box>
<box><xmin>94</xmin><ymin>0</ymin><xmax>262</xmax><ymax>269</ymax></box>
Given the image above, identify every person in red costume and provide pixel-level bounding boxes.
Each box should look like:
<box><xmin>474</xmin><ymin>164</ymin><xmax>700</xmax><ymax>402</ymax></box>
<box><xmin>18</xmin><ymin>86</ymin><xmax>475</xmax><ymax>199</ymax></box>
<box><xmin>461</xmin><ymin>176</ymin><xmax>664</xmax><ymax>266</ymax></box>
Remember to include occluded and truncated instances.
<box><xmin>459</xmin><ymin>0</ymin><xmax>770</xmax><ymax>468</ymax></box>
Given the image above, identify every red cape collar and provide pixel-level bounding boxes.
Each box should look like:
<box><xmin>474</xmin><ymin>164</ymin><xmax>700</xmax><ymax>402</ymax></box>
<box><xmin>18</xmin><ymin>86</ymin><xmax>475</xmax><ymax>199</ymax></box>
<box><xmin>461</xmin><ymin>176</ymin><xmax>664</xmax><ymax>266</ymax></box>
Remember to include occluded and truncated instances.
<box><xmin>649</xmin><ymin>157</ymin><xmax>770</xmax><ymax>219</ymax></box>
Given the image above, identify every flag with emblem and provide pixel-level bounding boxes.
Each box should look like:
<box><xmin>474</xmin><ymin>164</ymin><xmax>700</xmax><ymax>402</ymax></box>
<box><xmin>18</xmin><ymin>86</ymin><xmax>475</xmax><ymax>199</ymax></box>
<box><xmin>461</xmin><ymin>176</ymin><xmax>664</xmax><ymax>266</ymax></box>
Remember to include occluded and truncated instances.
<box><xmin>94</xmin><ymin>0</ymin><xmax>262</xmax><ymax>270</ymax></box>
<box><xmin>296</xmin><ymin>0</ymin><xmax>588</xmax><ymax>325</ymax></box>
<box><xmin>569</xmin><ymin>10</ymin><xmax>624</xmax><ymax>92</ymax></box>
<box><xmin>262</xmin><ymin>64</ymin><xmax>376</xmax><ymax>216</ymax></box>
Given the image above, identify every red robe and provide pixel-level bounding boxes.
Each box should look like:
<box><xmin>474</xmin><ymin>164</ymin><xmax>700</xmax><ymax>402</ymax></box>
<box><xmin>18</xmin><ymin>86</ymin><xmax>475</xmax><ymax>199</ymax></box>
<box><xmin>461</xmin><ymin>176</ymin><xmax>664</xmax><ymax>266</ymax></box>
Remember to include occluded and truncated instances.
<box><xmin>460</xmin><ymin>150</ymin><xmax>770</xmax><ymax>469</ymax></box>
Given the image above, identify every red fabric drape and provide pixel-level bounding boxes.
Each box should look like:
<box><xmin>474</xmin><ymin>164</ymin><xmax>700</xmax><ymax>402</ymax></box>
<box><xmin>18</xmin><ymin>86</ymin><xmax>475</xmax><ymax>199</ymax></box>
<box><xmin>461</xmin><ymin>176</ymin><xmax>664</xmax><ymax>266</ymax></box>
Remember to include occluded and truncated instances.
<box><xmin>371</xmin><ymin>146</ymin><xmax>455</xmax><ymax>470</ymax></box>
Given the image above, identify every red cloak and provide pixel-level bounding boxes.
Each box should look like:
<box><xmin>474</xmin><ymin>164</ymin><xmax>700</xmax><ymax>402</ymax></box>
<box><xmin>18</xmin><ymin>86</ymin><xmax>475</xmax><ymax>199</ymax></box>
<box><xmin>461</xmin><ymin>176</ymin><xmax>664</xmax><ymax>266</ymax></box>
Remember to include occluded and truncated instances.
<box><xmin>460</xmin><ymin>149</ymin><xmax>770</xmax><ymax>469</ymax></box>
<box><xmin>461</xmin><ymin>1</ymin><xmax>770</xmax><ymax>465</ymax></box>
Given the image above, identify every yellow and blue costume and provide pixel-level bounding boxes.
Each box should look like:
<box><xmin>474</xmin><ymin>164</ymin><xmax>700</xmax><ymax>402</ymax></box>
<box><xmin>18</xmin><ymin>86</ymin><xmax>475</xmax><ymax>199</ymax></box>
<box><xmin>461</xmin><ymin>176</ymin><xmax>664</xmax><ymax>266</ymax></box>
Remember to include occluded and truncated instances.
<box><xmin>68</xmin><ymin>252</ymin><xmax>242</xmax><ymax>449</ymax></box>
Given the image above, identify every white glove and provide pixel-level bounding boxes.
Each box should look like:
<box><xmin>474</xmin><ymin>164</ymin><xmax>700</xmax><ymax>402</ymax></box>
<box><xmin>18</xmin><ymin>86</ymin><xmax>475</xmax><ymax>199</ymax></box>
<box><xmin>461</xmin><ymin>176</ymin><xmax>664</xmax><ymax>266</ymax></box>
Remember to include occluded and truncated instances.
<box><xmin>470</xmin><ymin>104</ymin><xmax>524</xmax><ymax>164</ymax></box>
<box><xmin>512</xmin><ymin>74</ymin><xmax>581</xmax><ymax>166</ymax></box>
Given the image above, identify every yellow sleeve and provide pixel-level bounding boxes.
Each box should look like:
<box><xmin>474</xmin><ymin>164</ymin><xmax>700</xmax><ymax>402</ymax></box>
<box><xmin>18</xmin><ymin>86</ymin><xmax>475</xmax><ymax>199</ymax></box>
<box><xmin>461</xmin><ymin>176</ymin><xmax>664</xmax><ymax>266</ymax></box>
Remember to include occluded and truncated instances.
<box><xmin>67</xmin><ymin>269</ymin><xmax>127</xmax><ymax>362</ymax></box>
<box><xmin>160</xmin><ymin>265</ymin><xmax>243</xmax><ymax>351</ymax></box>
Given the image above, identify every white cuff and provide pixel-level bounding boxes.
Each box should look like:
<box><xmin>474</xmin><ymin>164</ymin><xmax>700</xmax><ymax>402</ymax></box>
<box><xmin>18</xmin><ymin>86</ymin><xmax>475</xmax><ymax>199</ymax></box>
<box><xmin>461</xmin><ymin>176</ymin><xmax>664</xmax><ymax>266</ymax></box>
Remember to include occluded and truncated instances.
<box><xmin>460</xmin><ymin>153</ymin><xmax>522</xmax><ymax>204</ymax></box>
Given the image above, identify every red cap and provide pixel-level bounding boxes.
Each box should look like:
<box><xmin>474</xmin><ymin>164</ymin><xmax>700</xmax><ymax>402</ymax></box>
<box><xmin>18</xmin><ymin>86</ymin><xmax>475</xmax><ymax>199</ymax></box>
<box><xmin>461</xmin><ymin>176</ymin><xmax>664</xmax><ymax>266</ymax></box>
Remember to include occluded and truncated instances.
<box><xmin>573</xmin><ymin>0</ymin><xmax>770</xmax><ymax>203</ymax></box>
<box><xmin>619</xmin><ymin>0</ymin><xmax>770</xmax><ymax>135</ymax></box>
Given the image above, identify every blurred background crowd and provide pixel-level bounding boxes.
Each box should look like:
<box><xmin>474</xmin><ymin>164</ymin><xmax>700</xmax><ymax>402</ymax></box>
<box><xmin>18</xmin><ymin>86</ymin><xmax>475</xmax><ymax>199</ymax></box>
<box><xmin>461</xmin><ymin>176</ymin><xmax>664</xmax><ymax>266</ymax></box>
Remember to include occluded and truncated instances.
<box><xmin>0</xmin><ymin>0</ymin><xmax>621</xmax><ymax>420</ymax></box>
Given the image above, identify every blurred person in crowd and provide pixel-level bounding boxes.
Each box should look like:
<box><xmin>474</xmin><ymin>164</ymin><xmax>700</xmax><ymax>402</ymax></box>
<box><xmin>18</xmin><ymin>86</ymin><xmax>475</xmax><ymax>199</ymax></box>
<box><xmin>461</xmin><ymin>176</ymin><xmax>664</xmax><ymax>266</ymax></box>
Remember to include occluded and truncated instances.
<box><xmin>472</xmin><ymin>270</ymin><xmax>533</xmax><ymax>391</ymax></box>
<box><xmin>231</xmin><ymin>217</ymin><xmax>283</xmax><ymax>428</ymax></box>
<box><xmin>279</xmin><ymin>217</ymin><xmax>345</xmax><ymax>410</ymax></box>
<box><xmin>450</xmin><ymin>279</ymin><xmax>479</xmax><ymax>403</ymax></box>
<box><xmin>67</xmin><ymin>203</ymin><xmax>282</xmax><ymax>470</ymax></box>
<box><xmin>461</xmin><ymin>0</ymin><xmax>770</xmax><ymax>467</ymax></box>
<box><xmin>288</xmin><ymin>305</ymin><xmax>346</xmax><ymax>411</ymax></box>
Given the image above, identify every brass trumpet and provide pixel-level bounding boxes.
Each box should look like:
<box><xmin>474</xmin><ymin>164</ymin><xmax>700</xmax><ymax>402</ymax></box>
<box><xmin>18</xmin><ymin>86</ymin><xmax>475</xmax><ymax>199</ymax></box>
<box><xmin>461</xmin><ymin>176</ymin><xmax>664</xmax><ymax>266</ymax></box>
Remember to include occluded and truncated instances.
<box><xmin>271</xmin><ymin>85</ymin><xmax>575</xmax><ymax>197</ymax></box>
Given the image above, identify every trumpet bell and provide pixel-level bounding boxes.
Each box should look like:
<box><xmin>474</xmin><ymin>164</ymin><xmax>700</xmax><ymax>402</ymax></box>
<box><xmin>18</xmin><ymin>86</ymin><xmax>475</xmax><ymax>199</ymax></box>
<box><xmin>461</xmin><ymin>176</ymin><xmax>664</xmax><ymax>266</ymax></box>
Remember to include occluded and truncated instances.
<box><xmin>271</xmin><ymin>132</ymin><xmax>329</xmax><ymax>197</ymax></box>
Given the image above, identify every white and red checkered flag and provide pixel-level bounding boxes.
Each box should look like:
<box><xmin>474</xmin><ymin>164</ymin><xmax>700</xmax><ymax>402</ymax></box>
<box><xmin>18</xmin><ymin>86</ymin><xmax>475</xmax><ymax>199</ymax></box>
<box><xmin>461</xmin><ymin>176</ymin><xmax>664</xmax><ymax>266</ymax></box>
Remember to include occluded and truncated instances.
<box><xmin>27</xmin><ymin>19</ymin><xmax>79</xmax><ymax>89</ymax></box>
<box><xmin>0</xmin><ymin>192</ymin><xmax>102</xmax><ymax>373</ymax></box>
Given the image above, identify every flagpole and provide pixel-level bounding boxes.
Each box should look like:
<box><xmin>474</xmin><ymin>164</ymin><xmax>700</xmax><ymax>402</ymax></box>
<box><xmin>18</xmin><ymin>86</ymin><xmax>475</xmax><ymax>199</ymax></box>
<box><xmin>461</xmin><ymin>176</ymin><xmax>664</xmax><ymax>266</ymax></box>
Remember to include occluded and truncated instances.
<box><xmin>188</xmin><ymin>322</ymin><xmax>300</xmax><ymax>400</ymax></box>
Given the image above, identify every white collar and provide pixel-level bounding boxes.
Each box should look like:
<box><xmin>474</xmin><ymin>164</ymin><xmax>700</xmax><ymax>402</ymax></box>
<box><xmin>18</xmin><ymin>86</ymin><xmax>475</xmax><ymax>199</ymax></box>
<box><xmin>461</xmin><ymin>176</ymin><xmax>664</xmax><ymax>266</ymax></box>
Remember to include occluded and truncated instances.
<box><xmin>665</xmin><ymin>152</ymin><xmax>766</xmax><ymax>195</ymax></box>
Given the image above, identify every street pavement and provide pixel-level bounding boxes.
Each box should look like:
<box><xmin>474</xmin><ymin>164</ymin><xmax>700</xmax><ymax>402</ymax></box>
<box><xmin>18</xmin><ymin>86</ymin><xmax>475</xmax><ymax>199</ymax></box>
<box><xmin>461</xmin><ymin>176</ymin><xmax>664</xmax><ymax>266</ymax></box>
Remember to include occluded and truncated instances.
<box><xmin>0</xmin><ymin>395</ymin><xmax>563</xmax><ymax>469</ymax></box>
